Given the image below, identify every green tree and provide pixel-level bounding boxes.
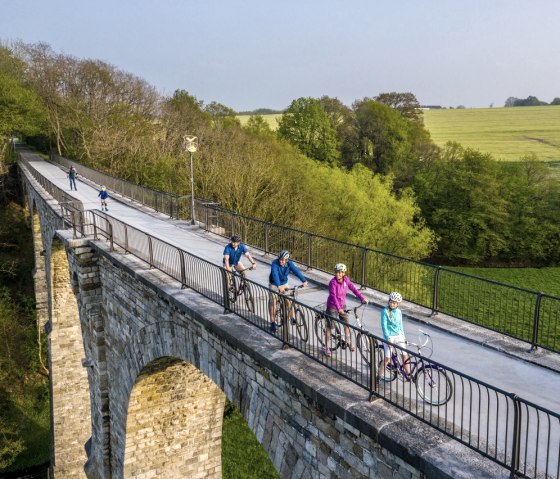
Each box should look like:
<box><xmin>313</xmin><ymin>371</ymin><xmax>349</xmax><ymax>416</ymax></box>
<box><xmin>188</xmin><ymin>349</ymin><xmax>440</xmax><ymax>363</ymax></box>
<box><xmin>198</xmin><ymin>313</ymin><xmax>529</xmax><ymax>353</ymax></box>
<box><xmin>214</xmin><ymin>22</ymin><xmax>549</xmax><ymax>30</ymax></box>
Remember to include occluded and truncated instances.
<box><xmin>277</xmin><ymin>97</ymin><xmax>340</xmax><ymax>165</ymax></box>
<box><xmin>375</xmin><ymin>92</ymin><xmax>424</xmax><ymax>124</ymax></box>
<box><xmin>413</xmin><ymin>143</ymin><xmax>510</xmax><ymax>263</ymax></box>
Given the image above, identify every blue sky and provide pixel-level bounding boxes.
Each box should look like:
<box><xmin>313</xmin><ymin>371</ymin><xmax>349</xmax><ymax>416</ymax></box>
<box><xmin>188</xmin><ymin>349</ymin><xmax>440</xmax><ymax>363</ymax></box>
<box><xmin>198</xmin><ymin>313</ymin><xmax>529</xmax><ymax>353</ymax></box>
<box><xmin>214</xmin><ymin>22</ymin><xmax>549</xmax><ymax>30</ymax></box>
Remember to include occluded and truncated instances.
<box><xmin>2</xmin><ymin>0</ymin><xmax>559</xmax><ymax>111</ymax></box>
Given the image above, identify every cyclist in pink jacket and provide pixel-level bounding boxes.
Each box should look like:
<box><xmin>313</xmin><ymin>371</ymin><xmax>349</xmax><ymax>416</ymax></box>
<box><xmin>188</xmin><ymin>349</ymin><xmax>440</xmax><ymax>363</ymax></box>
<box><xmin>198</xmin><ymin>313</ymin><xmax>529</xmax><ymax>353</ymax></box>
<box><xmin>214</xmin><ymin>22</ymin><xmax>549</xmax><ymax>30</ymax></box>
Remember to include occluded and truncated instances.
<box><xmin>324</xmin><ymin>263</ymin><xmax>368</xmax><ymax>356</ymax></box>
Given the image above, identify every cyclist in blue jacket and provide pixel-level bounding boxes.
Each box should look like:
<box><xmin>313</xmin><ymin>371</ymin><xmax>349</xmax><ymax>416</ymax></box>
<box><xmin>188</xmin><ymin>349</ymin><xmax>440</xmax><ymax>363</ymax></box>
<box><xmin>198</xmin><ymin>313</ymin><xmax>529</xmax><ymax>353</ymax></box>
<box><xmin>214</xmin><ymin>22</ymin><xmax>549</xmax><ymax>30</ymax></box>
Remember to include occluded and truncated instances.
<box><xmin>223</xmin><ymin>234</ymin><xmax>256</xmax><ymax>276</ymax></box>
<box><xmin>268</xmin><ymin>250</ymin><xmax>308</xmax><ymax>332</ymax></box>
<box><xmin>379</xmin><ymin>292</ymin><xmax>410</xmax><ymax>381</ymax></box>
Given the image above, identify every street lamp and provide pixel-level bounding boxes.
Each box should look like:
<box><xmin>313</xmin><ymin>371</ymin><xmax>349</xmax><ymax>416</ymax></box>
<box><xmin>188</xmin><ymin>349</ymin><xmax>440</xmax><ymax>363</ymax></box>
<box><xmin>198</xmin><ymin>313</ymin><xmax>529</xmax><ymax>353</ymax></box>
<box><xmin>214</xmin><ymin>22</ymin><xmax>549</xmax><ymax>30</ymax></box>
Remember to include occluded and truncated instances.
<box><xmin>183</xmin><ymin>135</ymin><xmax>198</xmax><ymax>225</ymax></box>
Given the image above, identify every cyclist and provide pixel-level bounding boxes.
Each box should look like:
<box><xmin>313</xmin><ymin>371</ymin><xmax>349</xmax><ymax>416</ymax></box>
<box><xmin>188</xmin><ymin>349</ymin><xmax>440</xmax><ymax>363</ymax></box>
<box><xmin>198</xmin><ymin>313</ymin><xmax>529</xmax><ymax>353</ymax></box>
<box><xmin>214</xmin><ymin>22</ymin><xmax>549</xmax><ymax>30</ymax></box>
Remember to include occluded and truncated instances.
<box><xmin>268</xmin><ymin>250</ymin><xmax>308</xmax><ymax>332</ymax></box>
<box><xmin>223</xmin><ymin>234</ymin><xmax>256</xmax><ymax>276</ymax></box>
<box><xmin>324</xmin><ymin>263</ymin><xmax>368</xmax><ymax>356</ymax></box>
<box><xmin>378</xmin><ymin>292</ymin><xmax>410</xmax><ymax>381</ymax></box>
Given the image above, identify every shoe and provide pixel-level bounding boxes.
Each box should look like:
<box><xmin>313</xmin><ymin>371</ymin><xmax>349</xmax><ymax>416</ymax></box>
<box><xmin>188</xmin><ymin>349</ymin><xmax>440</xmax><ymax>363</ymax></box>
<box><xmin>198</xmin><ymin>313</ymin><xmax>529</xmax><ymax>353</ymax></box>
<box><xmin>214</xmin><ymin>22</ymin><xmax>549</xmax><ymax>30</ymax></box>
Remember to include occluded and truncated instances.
<box><xmin>270</xmin><ymin>322</ymin><xmax>277</xmax><ymax>333</ymax></box>
<box><xmin>290</xmin><ymin>317</ymin><xmax>297</xmax><ymax>325</ymax></box>
<box><xmin>324</xmin><ymin>347</ymin><xmax>332</xmax><ymax>357</ymax></box>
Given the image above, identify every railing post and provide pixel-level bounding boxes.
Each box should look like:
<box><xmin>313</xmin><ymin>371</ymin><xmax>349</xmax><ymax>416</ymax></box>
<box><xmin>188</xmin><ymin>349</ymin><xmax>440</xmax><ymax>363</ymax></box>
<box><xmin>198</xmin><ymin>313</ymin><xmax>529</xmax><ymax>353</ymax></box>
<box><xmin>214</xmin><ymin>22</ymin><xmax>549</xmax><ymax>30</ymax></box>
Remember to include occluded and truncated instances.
<box><xmin>205</xmin><ymin>205</ymin><xmax>209</xmax><ymax>232</ymax></box>
<box><xmin>148</xmin><ymin>236</ymin><xmax>154</xmax><ymax>268</ymax></box>
<box><xmin>231</xmin><ymin>213</ymin><xmax>236</xmax><ymax>237</ymax></box>
<box><xmin>368</xmin><ymin>335</ymin><xmax>377</xmax><ymax>401</ymax></box>
<box><xmin>92</xmin><ymin>213</ymin><xmax>98</xmax><ymax>240</ymax></box>
<box><xmin>179</xmin><ymin>249</ymin><xmax>187</xmax><ymax>289</ymax></box>
<box><xmin>529</xmin><ymin>293</ymin><xmax>543</xmax><ymax>352</ymax></box>
<box><xmin>306</xmin><ymin>234</ymin><xmax>312</xmax><ymax>269</ymax></box>
<box><xmin>222</xmin><ymin>268</ymin><xmax>231</xmax><ymax>313</ymax></box>
<box><xmin>431</xmin><ymin>266</ymin><xmax>441</xmax><ymax>316</ymax></box>
<box><xmin>108</xmin><ymin>222</ymin><xmax>114</xmax><ymax>252</ymax></box>
<box><xmin>124</xmin><ymin>225</ymin><xmax>129</xmax><ymax>254</ymax></box>
<box><xmin>509</xmin><ymin>394</ymin><xmax>522</xmax><ymax>479</ymax></box>
<box><xmin>361</xmin><ymin>248</ymin><xmax>367</xmax><ymax>288</ymax></box>
<box><xmin>71</xmin><ymin>211</ymin><xmax>77</xmax><ymax>239</ymax></box>
<box><xmin>264</xmin><ymin>223</ymin><xmax>269</xmax><ymax>254</ymax></box>
<box><xmin>281</xmin><ymin>296</ymin><xmax>289</xmax><ymax>349</ymax></box>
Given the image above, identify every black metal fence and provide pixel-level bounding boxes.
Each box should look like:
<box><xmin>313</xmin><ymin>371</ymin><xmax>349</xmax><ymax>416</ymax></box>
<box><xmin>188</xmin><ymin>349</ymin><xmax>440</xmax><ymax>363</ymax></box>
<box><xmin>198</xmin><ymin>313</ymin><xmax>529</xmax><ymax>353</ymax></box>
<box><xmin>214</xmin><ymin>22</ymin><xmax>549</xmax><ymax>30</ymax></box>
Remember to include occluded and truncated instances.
<box><xmin>47</xmin><ymin>152</ymin><xmax>560</xmax><ymax>354</ymax></box>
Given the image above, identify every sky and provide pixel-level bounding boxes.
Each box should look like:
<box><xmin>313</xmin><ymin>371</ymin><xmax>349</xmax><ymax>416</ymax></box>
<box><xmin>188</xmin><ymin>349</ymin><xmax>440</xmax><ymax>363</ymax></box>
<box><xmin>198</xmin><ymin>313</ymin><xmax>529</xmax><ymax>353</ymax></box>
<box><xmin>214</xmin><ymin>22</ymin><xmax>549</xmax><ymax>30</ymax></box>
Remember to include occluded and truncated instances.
<box><xmin>2</xmin><ymin>0</ymin><xmax>559</xmax><ymax>112</ymax></box>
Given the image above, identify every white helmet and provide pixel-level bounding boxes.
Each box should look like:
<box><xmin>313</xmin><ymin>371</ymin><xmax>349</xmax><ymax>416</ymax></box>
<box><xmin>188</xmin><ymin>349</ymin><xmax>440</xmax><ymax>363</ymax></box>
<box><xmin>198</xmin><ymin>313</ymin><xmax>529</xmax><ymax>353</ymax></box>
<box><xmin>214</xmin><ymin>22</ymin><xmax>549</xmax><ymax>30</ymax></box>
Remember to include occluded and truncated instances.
<box><xmin>389</xmin><ymin>292</ymin><xmax>402</xmax><ymax>303</ymax></box>
<box><xmin>334</xmin><ymin>263</ymin><xmax>347</xmax><ymax>273</ymax></box>
<box><xmin>278</xmin><ymin>250</ymin><xmax>290</xmax><ymax>260</ymax></box>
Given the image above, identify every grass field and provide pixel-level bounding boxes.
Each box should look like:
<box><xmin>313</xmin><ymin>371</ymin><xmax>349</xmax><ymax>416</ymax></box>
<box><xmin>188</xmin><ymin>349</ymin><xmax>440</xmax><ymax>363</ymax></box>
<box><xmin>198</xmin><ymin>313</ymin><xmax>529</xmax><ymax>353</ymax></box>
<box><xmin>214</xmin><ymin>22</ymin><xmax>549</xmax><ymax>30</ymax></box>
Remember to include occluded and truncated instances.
<box><xmin>238</xmin><ymin>106</ymin><xmax>560</xmax><ymax>163</ymax></box>
<box><xmin>423</xmin><ymin>106</ymin><xmax>560</xmax><ymax>162</ymax></box>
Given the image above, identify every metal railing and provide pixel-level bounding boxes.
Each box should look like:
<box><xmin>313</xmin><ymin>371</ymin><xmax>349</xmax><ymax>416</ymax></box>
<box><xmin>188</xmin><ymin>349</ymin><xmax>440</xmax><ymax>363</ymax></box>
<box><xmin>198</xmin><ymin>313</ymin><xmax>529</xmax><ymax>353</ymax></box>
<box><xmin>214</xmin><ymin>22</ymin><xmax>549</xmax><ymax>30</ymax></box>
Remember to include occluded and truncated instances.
<box><xmin>47</xmin><ymin>152</ymin><xmax>560</xmax><ymax>354</ymax></box>
<box><xmin>19</xmin><ymin>158</ymin><xmax>560</xmax><ymax>479</ymax></box>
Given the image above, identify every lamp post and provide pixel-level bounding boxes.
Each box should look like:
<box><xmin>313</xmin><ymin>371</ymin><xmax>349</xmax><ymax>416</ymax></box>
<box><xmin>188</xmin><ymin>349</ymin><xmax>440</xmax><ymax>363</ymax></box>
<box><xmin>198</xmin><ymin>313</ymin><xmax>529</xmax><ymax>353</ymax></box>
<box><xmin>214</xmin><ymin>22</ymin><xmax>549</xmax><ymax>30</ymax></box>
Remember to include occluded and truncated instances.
<box><xmin>183</xmin><ymin>135</ymin><xmax>198</xmax><ymax>225</ymax></box>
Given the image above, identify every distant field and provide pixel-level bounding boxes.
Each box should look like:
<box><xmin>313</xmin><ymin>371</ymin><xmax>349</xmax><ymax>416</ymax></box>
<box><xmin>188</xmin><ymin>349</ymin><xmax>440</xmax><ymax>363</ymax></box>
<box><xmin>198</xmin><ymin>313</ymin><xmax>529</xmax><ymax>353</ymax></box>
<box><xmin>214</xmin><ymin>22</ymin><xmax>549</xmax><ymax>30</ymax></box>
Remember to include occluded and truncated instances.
<box><xmin>238</xmin><ymin>106</ymin><xmax>560</xmax><ymax>163</ymax></box>
<box><xmin>423</xmin><ymin>106</ymin><xmax>560</xmax><ymax>162</ymax></box>
<box><xmin>237</xmin><ymin>113</ymin><xmax>281</xmax><ymax>129</ymax></box>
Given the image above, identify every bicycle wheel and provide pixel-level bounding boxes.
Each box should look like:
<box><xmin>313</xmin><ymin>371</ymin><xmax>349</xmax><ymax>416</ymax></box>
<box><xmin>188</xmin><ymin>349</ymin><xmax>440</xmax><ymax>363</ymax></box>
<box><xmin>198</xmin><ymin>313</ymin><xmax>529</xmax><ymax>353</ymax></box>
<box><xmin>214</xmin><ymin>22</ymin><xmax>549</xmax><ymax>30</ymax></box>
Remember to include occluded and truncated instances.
<box><xmin>357</xmin><ymin>333</ymin><xmax>371</xmax><ymax>364</ymax></box>
<box><xmin>415</xmin><ymin>365</ymin><xmax>453</xmax><ymax>405</ymax></box>
<box><xmin>243</xmin><ymin>282</ymin><xmax>255</xmax><ymax>313</ymax></box>
<box><xmin>314</xmin><ymin>314</ymin><xmax>327</xmax><ymax>346</ymax></box>
<box><xmin>275</xmin><ymin>301</ymin><xmax>284</xmax><ymax>330</ymax></box>
<box><xmin>295</xmin><ymin>308</ymin><xmax>308</xmax><ymax>342</ymax></box>
<box><xmin>375</xmin><ymin>350</ymin><xmax>397</xmax><ymax>382</ymax></box>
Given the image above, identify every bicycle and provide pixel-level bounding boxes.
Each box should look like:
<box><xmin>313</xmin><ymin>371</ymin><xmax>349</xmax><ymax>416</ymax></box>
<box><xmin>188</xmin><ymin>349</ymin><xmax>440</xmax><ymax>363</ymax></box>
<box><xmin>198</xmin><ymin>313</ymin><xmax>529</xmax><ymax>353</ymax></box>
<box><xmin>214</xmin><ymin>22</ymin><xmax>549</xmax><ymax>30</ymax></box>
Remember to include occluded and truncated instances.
<box><xmin>376</xmin><ymin>330</ymin><xmax>453</xmax><ymax>406</ymax></box>
<box><xmin>226</xmin><ymin>266</ymin><xmax>255</xmax><ymax>313</ymax></box>
<box><xmin>273</xmin><ymin>285</ymin><xmax>309</xmax><ymax>342</ymax></box>
<box><xmin>315</xmin><ymin>303</ymin><xmax>370</xmax><ymax>359</ymax></box>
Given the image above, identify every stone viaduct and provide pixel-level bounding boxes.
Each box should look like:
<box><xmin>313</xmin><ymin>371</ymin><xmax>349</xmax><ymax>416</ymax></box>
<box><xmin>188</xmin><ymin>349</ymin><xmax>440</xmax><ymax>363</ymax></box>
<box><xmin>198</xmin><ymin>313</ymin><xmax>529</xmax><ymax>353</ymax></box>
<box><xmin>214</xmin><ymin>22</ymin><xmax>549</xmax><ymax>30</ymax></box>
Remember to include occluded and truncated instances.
<box><xmin>19</xmin><ymin>156</ymin><xmax>504</xmax><ymax>479</ymax></box>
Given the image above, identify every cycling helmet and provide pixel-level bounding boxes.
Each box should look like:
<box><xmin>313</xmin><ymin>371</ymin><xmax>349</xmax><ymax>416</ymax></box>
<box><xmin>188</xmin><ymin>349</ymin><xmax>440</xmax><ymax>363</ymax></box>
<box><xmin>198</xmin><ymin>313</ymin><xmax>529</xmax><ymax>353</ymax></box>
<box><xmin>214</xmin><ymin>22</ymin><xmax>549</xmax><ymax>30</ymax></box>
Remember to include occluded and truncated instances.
<box><xmin>334</xmin><ymin>263</ymin><xmax>347</xmax><ymax>273</ymax></box>
<box><xmin>231</xmin><ymin>234</ymin><xmax>241</xmax><ymax>243</ymax></box>
<box><xmin>389</xmin><ymin>292</ymin><xmax>402</xmax><ymax>303</ymax></box>
<box><xmin>278</xmin><ymin>250</ymin><xmax>290</xmax><ymax>260</ymax></box>
<box><xmin>101</xmin><ymin>186</ymin><xmax>107</xmax><ymax>191</ymax></box>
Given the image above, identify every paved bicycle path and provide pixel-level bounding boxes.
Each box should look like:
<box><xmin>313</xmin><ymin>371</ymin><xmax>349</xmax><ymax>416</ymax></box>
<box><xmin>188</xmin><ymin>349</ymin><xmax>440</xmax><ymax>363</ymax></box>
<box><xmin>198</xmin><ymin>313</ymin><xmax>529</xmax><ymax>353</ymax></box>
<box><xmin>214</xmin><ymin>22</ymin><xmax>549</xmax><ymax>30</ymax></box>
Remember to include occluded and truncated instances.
<box><xmin>23</xmin><ymin>153</ymin><xmax>560</xmax><ymax>415</ymax></box>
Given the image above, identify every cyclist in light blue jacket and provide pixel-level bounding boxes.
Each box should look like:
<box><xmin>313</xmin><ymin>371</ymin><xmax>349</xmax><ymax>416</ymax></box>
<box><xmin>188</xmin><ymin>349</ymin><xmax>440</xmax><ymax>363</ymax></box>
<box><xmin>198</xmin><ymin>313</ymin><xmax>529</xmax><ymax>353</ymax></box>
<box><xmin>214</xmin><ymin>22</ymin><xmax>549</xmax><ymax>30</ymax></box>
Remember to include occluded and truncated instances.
<box><xmin>379</xmin><ymin>292</ymin><xmax>410</xmax><ymax>380</ymax></box>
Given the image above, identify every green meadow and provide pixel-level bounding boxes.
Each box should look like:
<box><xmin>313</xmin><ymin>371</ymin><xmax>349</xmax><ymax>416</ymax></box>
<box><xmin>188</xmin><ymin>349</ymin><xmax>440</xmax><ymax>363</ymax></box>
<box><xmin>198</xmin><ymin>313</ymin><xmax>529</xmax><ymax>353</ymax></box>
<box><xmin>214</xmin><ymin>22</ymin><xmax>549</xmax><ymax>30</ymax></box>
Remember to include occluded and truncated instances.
<box><xmin>423</xmin><ymin>106</ymin><xmax>560</xmax><ymax>162</ymax></box>
<box><xmin>238</xmin><ymin>106</ymin><xmax>560</xmax><ymax>163</ymax></box>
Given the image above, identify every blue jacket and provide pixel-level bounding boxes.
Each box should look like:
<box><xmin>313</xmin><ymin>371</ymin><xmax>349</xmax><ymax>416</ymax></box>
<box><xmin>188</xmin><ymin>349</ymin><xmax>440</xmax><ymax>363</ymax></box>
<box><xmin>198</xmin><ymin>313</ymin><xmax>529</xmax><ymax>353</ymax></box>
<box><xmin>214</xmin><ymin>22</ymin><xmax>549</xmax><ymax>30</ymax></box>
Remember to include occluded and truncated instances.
<box><xmin>223</xmin><ymin>242</ymin><xmax>248</xmax><ymax>266</ymax></box>
<box><xmin>381</xmin><ymin>306</ymin><xmax>404</xmax><ymax>340</ymax></box>
<box><xmin>269</xmin><ymin>258</ymin><xmax>306</xmax><ymax>287</ymax></box>
<box><xmin>98</xmin><ymin>190</ymin><xmax>109</xmax><ymax>200</ymax></box>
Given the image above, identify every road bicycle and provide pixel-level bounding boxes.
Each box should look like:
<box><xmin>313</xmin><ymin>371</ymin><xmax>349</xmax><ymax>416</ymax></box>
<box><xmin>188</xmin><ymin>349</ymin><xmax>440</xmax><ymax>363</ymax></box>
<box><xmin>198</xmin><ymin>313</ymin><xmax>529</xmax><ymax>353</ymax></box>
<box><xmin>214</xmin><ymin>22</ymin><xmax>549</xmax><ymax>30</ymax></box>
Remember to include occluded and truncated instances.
<box><xmin>226</xmin><ymin>266</ymin><xmax>255</xmax><ymax>313</ymax></box>
<box><xmin>273</xmin><ymin>285</ymin><xmax>309</xmax><ymax>342</ymax></box>
<box><xmin>377</xmin><ymin>330</ymin><xmax>453</xmax><ymax>406</ymax></box>
<box><xmin>314</xmin><ymin>303</ymin><xmax>370</xmax><ymax>360</ymax></box>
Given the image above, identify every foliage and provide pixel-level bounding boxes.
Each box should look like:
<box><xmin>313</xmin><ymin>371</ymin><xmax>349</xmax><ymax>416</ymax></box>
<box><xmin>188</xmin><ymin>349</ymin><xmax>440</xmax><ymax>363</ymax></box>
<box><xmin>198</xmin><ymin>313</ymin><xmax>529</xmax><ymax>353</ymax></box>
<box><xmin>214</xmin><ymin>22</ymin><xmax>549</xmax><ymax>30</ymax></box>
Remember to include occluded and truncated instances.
<box><xmin>222</xmin><ymin>403</ymin><xmax>279</xmax><ymax>479</ymax></box>
<box><xmin>277</xmin><ymin>97</ymin><xmax>340</xmax><ymax>165</ymax></box>
<box><xmin>375</xmin><ymin>91</ymin><xmax>424</xmax><ymax>124</ymax></box>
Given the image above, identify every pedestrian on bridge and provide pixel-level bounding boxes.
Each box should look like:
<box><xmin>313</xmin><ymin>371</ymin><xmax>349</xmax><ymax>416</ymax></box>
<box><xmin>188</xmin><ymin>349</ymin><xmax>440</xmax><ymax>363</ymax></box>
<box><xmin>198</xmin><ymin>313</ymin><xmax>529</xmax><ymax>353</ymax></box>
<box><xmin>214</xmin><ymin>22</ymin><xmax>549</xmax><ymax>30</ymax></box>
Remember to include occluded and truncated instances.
<box><xmin>68</xmin><ymin>165</ymin><xmax>78</xmax><ymax>190</ymax></box>
<box><xmin>98</xmin><ymin>186</ymin><xmax>109</xmax><ymax>211</ymax></box>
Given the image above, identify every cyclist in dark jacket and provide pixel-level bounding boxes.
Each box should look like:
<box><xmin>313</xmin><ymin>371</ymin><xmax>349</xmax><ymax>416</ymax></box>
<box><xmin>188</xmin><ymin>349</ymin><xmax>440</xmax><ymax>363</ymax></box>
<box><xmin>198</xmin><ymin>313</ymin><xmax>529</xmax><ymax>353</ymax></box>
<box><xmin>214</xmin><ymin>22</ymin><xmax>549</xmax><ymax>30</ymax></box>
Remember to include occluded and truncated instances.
<box><xmin>98</xmin><ymin>186</ymin><xmax>109</xmax><ymax>211</ymax></box>
<box><xmin>68</xmin><ymin>165</ymin><xmax>78</xmax><ymax>190</ymax></box>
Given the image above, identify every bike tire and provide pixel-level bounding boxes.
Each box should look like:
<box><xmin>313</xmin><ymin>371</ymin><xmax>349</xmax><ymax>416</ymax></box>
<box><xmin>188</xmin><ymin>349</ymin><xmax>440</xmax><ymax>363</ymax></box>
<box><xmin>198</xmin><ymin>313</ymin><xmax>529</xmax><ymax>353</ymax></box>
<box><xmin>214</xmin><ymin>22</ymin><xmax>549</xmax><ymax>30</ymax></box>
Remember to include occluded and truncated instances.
<box><xmin>243</xmin><ymin>282</ymin><xmax>255</xmax><ymax>313</ymax></box>
<box><xmin>314</xmin><ymin>314</ymin><xmax>327</xmax><ymax>346</ymax></box>
<box><xmin>295</xmin><ymin>308</ymin><xmax>308</xmax><ymax>342</ymax></box>
<box><xmin>357</xmin><ymin>333</ymin><xmax>371</xmax><ymax>364</ymax></box>
<box><xmin>375</xmin><ymin>349</ymin><xmax>397</xmax><ymax>382</ymax></box>
<box><xmin>415</xmin><ymin>365</ymin><xmax>453</xmax><ymax>406</ymax></box>
<box><xmin>275</xmin><ymin>300</ymin><xmax>285</xmax><ymax>330</ymax></box>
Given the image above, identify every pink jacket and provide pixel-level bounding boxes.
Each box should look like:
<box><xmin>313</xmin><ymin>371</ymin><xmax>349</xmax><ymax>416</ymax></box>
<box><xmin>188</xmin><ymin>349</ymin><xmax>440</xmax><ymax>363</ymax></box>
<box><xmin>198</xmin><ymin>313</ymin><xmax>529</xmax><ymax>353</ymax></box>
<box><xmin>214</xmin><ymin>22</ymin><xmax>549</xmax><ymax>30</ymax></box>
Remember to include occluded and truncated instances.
<box><xmin>326</xmin><ymin>276</ymin><xmax>365</xmax><ymax>311</ymax></box>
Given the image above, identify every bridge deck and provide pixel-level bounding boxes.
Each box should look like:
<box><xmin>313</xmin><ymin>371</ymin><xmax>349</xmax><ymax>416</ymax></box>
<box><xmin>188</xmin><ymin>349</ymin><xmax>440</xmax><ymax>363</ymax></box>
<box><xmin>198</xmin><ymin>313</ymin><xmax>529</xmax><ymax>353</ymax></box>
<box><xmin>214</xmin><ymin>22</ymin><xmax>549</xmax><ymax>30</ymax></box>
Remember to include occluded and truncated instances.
<box><xmin>23</xmin><ymin>151</ymin><xmax>560</xmax><ymax>418</ymax></box>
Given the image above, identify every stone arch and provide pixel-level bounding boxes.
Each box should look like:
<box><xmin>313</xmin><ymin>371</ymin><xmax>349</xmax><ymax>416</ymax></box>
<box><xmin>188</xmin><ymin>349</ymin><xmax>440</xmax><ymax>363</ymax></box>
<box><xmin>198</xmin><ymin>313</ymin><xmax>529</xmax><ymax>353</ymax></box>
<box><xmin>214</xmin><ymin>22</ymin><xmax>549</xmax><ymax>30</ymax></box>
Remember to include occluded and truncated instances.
<box><xmin>123</xmin><ymin>356</ymin><xmax>225</xmax><ymax>478</ymax></box>
<box><xmin>49</xmin><ymin>236</ymin><xmax>91</xmax><ymax>478</ymax></box>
